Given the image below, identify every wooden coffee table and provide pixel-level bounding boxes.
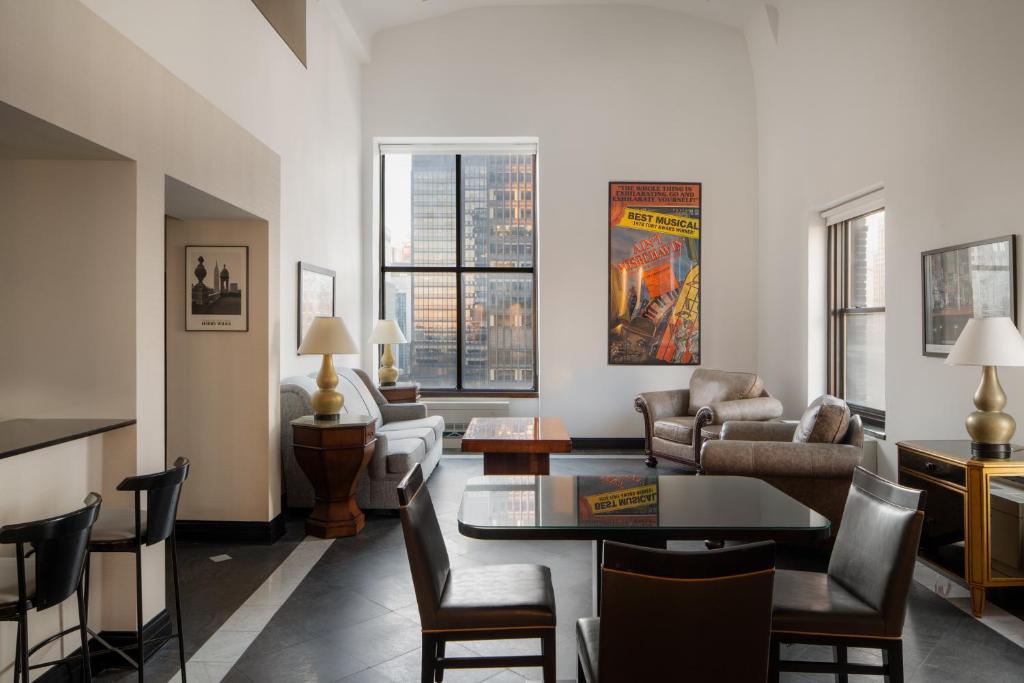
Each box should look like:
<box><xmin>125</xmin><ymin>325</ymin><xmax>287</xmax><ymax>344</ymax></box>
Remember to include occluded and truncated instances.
<box><xmin>462</xmin><ymin>417</ymin><xmax>572</xmax><ymax>475</ymax></box>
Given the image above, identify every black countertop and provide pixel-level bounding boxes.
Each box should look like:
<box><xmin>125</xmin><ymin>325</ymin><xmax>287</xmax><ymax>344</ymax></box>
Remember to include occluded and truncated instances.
<box><xmin>0</xmin><ymin>418</ymin><xmax>136</xmax><ymax>460</ymax></box>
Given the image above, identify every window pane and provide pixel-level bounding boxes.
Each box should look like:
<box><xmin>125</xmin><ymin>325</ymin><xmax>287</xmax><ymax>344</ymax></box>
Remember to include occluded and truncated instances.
<box><xmin>849</xmin><ymin>209</ymin><xmax>885</xmax><ymax>307</ymax></box>
<box><xmin>462</xmin><ymin>273</ymin><xmax>535</xmax><ymax>390</ymax></box>
<box><xmin>383</xmin><ymin>154</ymin><xmax>456</xmax><ymax>266</ymax></box>
<box><xmin>845</xmin><ymin>311</ymin><xmax>885</xmax><ymax>410</ymax></box>
<box><xmin>383</xmin><ymin>272</ymin><xmax>457</xmax><ymax>389</ymax></box>
<box><xmin>462</xmin><ymin>154</ymin><xmax>535</xmax><ymax>267</ymax></box>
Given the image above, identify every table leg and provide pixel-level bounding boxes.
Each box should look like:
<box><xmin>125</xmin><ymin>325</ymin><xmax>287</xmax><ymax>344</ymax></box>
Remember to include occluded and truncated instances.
<box><xmin>970</xmin><ymin>586</ymin><xmax>986</xmax><ymax>618</ymax></box>
<box><xmin>483</xmin><ymin>452</ymin><xmax>550</xmax><ymax>475</ymax></box>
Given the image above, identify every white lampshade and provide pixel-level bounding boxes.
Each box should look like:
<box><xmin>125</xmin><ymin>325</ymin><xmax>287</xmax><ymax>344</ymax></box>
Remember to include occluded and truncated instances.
<box><xmin>946</xmin><ymin>317</ymin><xmax>1024</xmax><ymax>367</ymax></box>
<box><xmin>368</xmin><ymin>319</ymin><xmax>408</xmax><ymax>345</ymax></box>
<box><xmin>298</xmin><ymin>316</ymin><xmax>359</xmax><ymax>355</ymax></box>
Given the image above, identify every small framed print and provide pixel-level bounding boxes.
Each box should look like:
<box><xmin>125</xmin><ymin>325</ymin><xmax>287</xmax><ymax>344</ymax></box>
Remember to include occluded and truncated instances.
<box><xmin>922</xmin><ymin>235</ymin><xmax>1017</xmax><ymax>356</ymax></box>
<box><xmin>297</xmin><ymin>262</ymin><xmax>336</xmax><ymax>350</ymax></box>
<box><xmin>186</xmin><ymin>245</ymin><xmax>249</xmax><ymax>331</ymax></box>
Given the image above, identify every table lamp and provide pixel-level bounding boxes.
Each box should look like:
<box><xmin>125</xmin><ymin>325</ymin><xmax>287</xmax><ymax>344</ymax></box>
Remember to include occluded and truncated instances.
<box><xmin>368</xmin><ymin>319</ymin><xmax>408</xmax><ymax>386</ymax></box>
<box><xmin>298</xmin><ymin>316</ymin><xmax>359</xmax><ymax>420</ymax></box>
<box><xmin>946</xmin><ymin>316</ymin><xmax>1024</xmax><ymax>457</ymax></box>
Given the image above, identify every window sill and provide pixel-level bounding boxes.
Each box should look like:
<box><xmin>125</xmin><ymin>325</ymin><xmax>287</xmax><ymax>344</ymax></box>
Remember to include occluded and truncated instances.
<box><xmin>420</xmin><ymin>390</ymin><xmax>539</xmax><ymax>399</ymax></box>
<box><xmin>864</xmin><ymin>426</ymin><xmax>887</xmax><ymax>440</ymax></box>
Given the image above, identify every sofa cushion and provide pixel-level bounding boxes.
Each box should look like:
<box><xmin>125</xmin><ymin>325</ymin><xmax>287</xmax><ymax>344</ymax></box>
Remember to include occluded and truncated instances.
<box><xmin>653</xmin><ymin>416</ymin><xmax>695</xmax><ymax>443</ymax></box>
<box><xmin>386</xmin><ymin>437</ymin><xmax>427</xmax><ymax>474</ymax></box>
<box><xmin>793</xmin><ymin>395</ymin><xmax>850</xmax><ymax>444</ymax></box>
<box><xmin>335</xmin><ymin>368</ymin><xmax>383</xmax><ymax>426</ymax></box>
<box><xmin>380</xmin><ymin>415</ymin><xmax>444</xmax><ymax>443</ymax></box>
<box><xmin>688</xmin><ymin>369</ymin><xmax>764</xmax><ymax>416</ymax></box>
<box><xmin>380</xmin><ymin>426</ymin><xmax>436</xmax><ymax>452</ymax></box>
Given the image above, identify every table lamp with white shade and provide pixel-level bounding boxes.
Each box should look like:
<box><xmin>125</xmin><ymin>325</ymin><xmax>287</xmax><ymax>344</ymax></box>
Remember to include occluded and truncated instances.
<box><xmin>946</xmin><ymin>316</ymin><xmax>1024</xmax><ymax>457</ymax></box>
<box><xmin>298</xmin><ymin>316</ymin><xmax>359</xmax><ymax>420</ymax></box>
<box><xmin>368</xmin><ymin>319</ymin><xmax>408</xmax><ymax>386</ymax></box>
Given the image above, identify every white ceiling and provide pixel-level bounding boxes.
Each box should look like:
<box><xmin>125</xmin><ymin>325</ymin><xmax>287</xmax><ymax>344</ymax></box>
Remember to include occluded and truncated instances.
<box><xmin>337</xmin><ymin>0</ymin><xmax>764</xmax><ymax>50</ymax></box>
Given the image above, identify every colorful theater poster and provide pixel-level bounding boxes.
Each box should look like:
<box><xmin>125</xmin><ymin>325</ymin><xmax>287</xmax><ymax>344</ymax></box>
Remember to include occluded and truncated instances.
<box><xmin>608</xmin><ymin>182</ymin><xmax>701</xmax><ymax>365</ymax></box>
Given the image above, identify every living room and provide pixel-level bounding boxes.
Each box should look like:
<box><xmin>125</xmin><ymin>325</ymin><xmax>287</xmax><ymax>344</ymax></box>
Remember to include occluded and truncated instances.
<box><xmin>1</xmin><ymin>1</ymin><xmax>1023</xmax><ymax>681</ymax></box>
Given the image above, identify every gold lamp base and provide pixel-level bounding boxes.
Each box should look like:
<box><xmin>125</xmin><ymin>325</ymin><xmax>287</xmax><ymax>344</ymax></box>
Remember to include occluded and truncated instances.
<box><xmin>378</xmin><ymin>343</ymin><xmax>399</xmax><ymax>387</ymax></box>
<box><xmin>967</xmin><ymin>365</ymin><xmax>1015</xmax><ymax>459</ymax></box>
<box><xmin>312</xmin><ymin>353</ymin><xmax>344</xmax><ymax>420</ymax></box>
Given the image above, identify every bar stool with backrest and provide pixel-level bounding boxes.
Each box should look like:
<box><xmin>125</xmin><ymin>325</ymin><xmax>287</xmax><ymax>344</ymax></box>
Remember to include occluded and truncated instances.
<box><xmin>0</xmin><ymin>493</ymin><xmax>102</xmax><ymax>683</ymax></box>
<box><xmin>86</xmin><ymin>457</ymin><xmax>189</xmax><ymax>681</ymax></box>
<box><xmin>769</xmin><ymin>467</ymin><xmax>926</xmax><ymax>682</ymax></box>
<box><xmin>576</xmin><ymin>539</ymin><xmax>776</xmax><ymax>683</ymax></box>
<box><xmin>397</xmin><ymin>464</ymin><xmax>557</xmax><ymax>683</ymax></box>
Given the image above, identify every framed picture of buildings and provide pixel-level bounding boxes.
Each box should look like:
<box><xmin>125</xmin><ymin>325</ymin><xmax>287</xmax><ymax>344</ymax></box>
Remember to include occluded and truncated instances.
<box><xmin>297</xmin><ymin>261</ymin><xmax>336</xmax><ymax>350</ymax></box>
<box><xmin>608</xmin><ymin>181</ymin><xmax>701</xmax><ymax>365</ymax></box>
<box><xmin>186</xmin><ymin>245</ymin><xmax>249</xmax><ymax>331</ymax></box>
<box><xmin>922</xmin><ymin>235</ymin><xmax>1017</xmax><ymax>357</ymax></box>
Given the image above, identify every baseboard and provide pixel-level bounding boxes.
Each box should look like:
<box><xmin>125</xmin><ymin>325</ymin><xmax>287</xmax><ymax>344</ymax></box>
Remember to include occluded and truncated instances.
<box><xmin>571</xmin><ymin>437</ymin><xmax>645</xmax><ymax>450</ymax></box>
<box><xmin>176</xmin><ymin>511</ymin><xmax>285</xmax><ymax>544</ymax></box>
<box><xmin>36</xmin><ymin>610</ymin><xmax>171</xmax><ymax>682</ymax></box>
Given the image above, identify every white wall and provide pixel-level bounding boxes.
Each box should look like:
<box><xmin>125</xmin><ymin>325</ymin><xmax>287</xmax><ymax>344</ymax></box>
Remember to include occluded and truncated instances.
<box><xmin>81</xmin><ymin>0</ymin><xmax>365</xmax><ymax>376</ymax></box>
<box><xmin>745</xmin><ymin>0</ymin><xmax>1024</xmax><ymax>477</ymax></box>
<box><xmin>362</xmin><ymin>5</ymin><xmax>760</xmax><ymax>438</ymax></box>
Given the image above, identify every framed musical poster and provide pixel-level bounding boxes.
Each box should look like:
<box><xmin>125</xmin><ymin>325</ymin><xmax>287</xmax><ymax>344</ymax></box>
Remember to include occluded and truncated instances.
<box><xmin>608</xmin><ymin>182</ymin><xmax>701</xmax><ymax>365</ymax></box>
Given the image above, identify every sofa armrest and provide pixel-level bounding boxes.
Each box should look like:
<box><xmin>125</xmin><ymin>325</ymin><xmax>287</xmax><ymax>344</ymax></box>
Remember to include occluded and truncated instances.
<box><xmin>701</xmin><ymin>440</ymin><xmax>863</xmax><ymax>479</ymax></box>
<box><xmin>635</xmin><ymin>389</ymin><xmax>690</xmax><ymax>423</ymax></box>
<box><xmin>366</xmin><ymin>430</ymin><xmax>389</xmax><ymax>479</ymax></box>
<box><xmin>705</xmin><ymin>396</ymin><xmax>784</xmax><ymax>424</ymax></box>
<box><xmin>381</xmin><ymin>402</ymin><xmax>428</xmax><ymax>423</ymax></box>
<box><xmin>720</xmin><ymin>420</ymin><xmax>798</xmax><ymax>442</ymax></box>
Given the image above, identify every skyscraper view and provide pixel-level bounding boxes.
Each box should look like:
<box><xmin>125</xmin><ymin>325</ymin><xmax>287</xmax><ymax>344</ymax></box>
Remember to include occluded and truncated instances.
<box><xmin>382</xmin><ymin>151</ymin><xmax>536</xmax><ymax>391</ymax></box>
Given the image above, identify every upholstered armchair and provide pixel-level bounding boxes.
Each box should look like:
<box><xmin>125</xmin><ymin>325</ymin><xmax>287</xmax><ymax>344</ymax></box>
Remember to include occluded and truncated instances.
<box><xmin>635</xmin><ymin>369</ymin><xmax>783</xmax><ymax>470</ymax></box>
<box><xmin>701</xmin><ymin>395</ymin><xmax>865</xmax><ymax>539</ymax></box>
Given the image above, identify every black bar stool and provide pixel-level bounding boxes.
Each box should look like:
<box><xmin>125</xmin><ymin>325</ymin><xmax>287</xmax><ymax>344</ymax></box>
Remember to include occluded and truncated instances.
<box><xmin>86</xmin><ymin>457</ymin><xmax>189</xmax><ymax>681</ymax></box>
<box><xmin>1</xmin><ymin>493</ymin><xmax>102</xmax><ymax>683</ymax></box>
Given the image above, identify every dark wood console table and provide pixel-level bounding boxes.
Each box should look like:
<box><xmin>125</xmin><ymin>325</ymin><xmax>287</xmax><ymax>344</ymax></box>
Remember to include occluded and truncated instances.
<box><xmin>897</xmin><ymin>440</ymin><xmax>1024</xmax><ymax>616</ymax></box>
<box><xmin>291</xmin><ymin>415</ymin><xmax>376</xmax><ymax>538</ymax></box>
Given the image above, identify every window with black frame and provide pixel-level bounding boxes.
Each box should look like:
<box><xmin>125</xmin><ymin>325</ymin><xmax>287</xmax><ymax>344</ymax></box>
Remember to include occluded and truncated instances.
<box><xmin>379</xmin><ymin>147</ymin><xmax>537</xmax><ymax>394</ymax></box>
<box><xmin>827</xmin><ymin>207</ymin><xmax>886</xmax><ymax>432</ymax></box>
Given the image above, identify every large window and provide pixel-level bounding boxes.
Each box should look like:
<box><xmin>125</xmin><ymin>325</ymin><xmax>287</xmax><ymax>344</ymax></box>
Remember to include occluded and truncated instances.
<box><xmin>379</xmin><ymin>146</ymin><xmax>537</xmax><ymax>394</ymax></box>
<box><xmin>827</xmin><ymin>199</ymin><xmax>885</xmax><ymax>432</ymax></box>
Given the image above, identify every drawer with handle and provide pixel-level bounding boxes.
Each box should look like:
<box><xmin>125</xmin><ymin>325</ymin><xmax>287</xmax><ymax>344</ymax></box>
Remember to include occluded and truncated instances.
<box><xmin>898</xmin><ymin>447</ymin><xmax>966</xmax><ymax>488</ymax></box>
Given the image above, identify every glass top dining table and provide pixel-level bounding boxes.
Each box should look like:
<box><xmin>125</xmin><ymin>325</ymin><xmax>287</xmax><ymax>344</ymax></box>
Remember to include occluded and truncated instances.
<box><xmin>458</xmin><ymin>473</ymin><xmax>830</xmax><ymax>613</ymax></box>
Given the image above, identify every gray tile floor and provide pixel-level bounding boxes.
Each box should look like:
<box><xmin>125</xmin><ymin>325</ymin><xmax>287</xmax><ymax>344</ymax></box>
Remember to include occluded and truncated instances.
<box><xmin>97</xmin><ymin>455</ymin><xmax>1024</xmax><ymax>682</ymax></box>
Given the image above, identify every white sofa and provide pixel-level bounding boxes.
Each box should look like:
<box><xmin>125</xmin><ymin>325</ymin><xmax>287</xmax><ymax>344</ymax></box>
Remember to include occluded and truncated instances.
<box><xmin>280</xmin><ymin>367</ymin><xmax>443</xmax><ymax>510</ymax></box>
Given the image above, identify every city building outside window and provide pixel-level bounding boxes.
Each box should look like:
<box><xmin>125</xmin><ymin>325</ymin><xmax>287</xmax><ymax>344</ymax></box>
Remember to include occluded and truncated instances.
<box><xmin>825</xmin><ymin>190</ymin><xmax>885</xmax><ymax>433</ymax></box>
<box><xmin>379</xmin><ymin>144</ymin><xmax>537</xmax><ymax>394</ymax></box>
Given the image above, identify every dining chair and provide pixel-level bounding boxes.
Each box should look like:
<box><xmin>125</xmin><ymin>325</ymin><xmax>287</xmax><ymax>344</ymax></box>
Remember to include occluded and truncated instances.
<box><xmin>577</xmin><ymin>539</ymin><xmax>776</xmax><ymax>682</ymax></box>
<box><xmin>770</xmin><ymin>467</ymin><xmax>926</xmax><ymax>682</ymax></box>
<box><xmin>86</xmin><ymin>457</ymin><xmax>190</xmax><ymax>681</ymax></box>
<box><xmin>0</xmin><ymin>493</ymin><xmax>102</xmax><ymax>683</ymax></box>
<box><xmin>397</xmin><ymin>464</ymin><xmax>556</xmax><ymax>683</ymax></box>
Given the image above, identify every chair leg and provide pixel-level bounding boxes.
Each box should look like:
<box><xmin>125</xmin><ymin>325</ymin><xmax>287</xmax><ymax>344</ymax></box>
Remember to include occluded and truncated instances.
<box><xmin>645</xmin><ymin>454</ymin><xmax>658</xmax><ymax>468</ymax></box>
<box><xmin>18</xmin><ymin>610</ymin><xmax>29</xmax><ymax>683</ymax></box>
<box><xmin>421</xmin><ymin>634</ymin><xmax>437</xmax><ymax>683</ymax></box>
<box><xmin>13</xmin><ymin>614</ymin><xmax>21</xmax><ymax>683</ymax></box>
<box><xmin>434</xmin><ymin>639</ymin><xmax>445</xmax><ymax>682</ymax></box>
<box><xmin>883</xmin><ymin>640</ymin><xmax>904</xmax><ymax>683</ymax></box>
<box><xmin>832</xmin><ymin>645</ymin><xmax>848</xmax><ymax>683</ymax></box>
<box><xmin>577</xmin><ymin>655</ymin><xmax>586</xmax><ymax>683</ymax></box>
<box><xmin>542</xmin><ymin>630</ymin><xmax>556</xmax><ymax>683</ymax></box>
<box><xmin>78</xmin><ymin>583</ymin><xmax>93</xmax><ymax>682</ymax></box>
<box><xmin>767</xmin><ymin>634</ymin><xmax>780</xmax><ymax>683</ymax></box>
<box><xmin>170</xmin><ymin>535</ymin><xmax>188</xmax><ymax>682</ymax></box>
<box><xmin>135</xmin><ymin>548</ymin><xmax>145</xmax><ymax>683</ymax></box>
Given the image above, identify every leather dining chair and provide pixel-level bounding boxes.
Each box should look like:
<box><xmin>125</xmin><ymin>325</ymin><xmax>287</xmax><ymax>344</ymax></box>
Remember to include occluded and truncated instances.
<box><xmin>770</xmin><ymin>467</ymin><xmax>926</xmax><ymax>682</ymax></box>
<box><xmin>397</xmin><ymin>464</ymin><xmax>556</xmax><ymax>683</ymax></box>
<box><xmin>577</xmin><ymin>540</ymin><xmax>776</xmax><ymax>683</ymax></box>
<box><xmin>0</xmin><ymin>493</ymin><xmax>102</xmax><ymax>683</ymax></box>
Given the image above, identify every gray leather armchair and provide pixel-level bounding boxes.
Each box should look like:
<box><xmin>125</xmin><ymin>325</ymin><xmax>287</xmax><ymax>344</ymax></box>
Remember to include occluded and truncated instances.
<box><xmin>701</xmin><ymin>397</ymin><xmax>864</xmax><ymax>539</ymax></box>
<box><xmin>635</xmin><ymin>369</ymin><xmax>783</xmax><ymax>470</ymax></box>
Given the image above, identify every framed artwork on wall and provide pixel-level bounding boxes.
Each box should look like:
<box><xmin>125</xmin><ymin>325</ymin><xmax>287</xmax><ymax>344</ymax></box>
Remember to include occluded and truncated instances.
<box><xmin>608</xmin><ymin>181</ymin><xmax>702</xmax><ymax>365</ymax></box>
<box><xmin>922</xmin><ymin>235</ymin><xmax>1017</xmax><ymax>357</ymax></box>
<box><xmin>186</xmin><ymin>245</ymin><xmax>249</xmax><ymax>331</ymax></box>
<box><xmin>297</xmin><ymin>261</ymin><xmax>336</xmax><ymax>350</ymax></box>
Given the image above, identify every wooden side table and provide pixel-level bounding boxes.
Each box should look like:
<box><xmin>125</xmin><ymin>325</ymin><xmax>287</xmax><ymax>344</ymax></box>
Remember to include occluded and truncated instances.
<box><xmin>897</xmin><ymin>439</ymin><xmax>1024</xmax><ymax>616</ymax></box>
<box><xmin>291</xmin><ymin>415</ymin><xmax>376</xmax><ymax>538</ymax></box>
<box><xmin>379</xmin><ymin>383</ymin><xmax>420</xmax><ymax>404</ymax></box>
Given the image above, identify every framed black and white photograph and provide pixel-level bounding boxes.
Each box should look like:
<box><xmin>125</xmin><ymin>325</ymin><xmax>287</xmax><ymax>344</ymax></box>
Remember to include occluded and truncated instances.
<box><xmin>922</xmin><ymin>235</ymin><xmax>1017</xmax><ymax>356</ymax></box>
<box><xmin>298</xmin><ymin>261</ymin><xmax>335</xmax><ymax>349</ymax></box>
<box><xmin>186</xmin><ymin>245</ymin><xmax>249</xmax><ymax>331</ymax></box>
